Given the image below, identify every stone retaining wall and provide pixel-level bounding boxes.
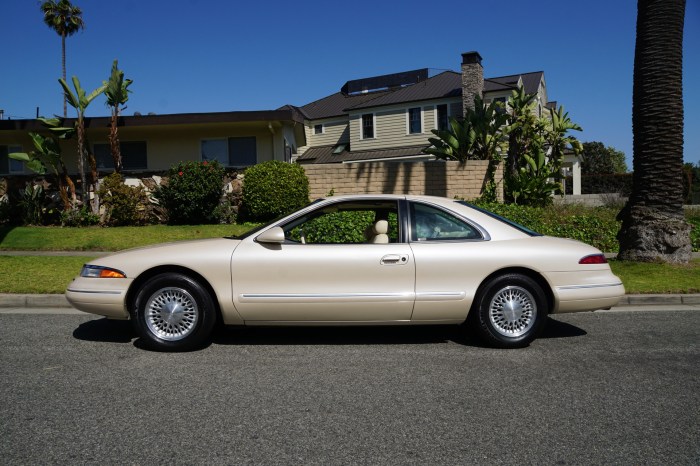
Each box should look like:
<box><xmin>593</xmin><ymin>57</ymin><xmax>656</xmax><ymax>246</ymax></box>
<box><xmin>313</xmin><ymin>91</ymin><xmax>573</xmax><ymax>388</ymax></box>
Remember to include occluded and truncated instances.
<box><xmin>302</xmin><ymin>160</ymin><xmax>502</xmax><ymax>201</ymax></box>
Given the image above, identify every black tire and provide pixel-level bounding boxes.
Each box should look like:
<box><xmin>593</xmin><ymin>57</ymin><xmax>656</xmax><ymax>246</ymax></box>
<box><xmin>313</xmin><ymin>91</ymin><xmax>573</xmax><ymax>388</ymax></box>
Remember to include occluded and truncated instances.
<box><xmin>471</xmin><ymin>273</ymin><xmax>548</xmax><ymax>348</ymax></box>
<box><xmin>133</xmin><ymin>273</ymin><xmax>216</xmax><ymax>351</ymax></box>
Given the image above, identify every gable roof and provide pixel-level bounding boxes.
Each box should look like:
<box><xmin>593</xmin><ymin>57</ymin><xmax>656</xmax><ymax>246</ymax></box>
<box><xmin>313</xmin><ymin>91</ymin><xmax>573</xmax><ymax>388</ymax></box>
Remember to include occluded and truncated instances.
<box><xmin>299</xmin><ymin>70</ymin><xmax>545</xmax><ymax>120</ymax></box>
<box><xmin>347</xmin><ymin>71</ymin><xmax>462</xmax><ymax>111</ymax></box>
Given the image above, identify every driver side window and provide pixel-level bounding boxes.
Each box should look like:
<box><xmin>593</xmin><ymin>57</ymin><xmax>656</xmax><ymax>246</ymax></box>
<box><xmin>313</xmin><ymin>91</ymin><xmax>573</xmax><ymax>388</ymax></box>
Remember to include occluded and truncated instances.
<box><xmin>282</xmin><ymin>201</ymin><xmax>399</xmax><ymax>244</ymax></box>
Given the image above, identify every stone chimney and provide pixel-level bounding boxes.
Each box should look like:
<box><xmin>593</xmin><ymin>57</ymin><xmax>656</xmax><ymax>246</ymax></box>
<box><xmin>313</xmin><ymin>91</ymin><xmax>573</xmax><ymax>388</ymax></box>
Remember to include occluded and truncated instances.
<box><xmin>461</xmin><ymin>51</ymin><xmax>483</xmax><ymax>115</ymax></box>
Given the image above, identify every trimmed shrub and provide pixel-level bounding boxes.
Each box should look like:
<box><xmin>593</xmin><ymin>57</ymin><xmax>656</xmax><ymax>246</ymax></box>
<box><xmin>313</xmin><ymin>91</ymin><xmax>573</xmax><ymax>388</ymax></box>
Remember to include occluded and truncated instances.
<box><xmin>242</xmin><ymin>161</ymin><xmax>309</xmax><ymax>221</ymax></box>
<box><xmin>475</xmin><ymin>201</ymin><xmax>621</xmax><ymax>252</ymax></box>
<box><xmin>98</xmin><ymin>173</ymin><xmax>150</xmax><ymax>226</ymax></box>
<box><xmin>61</xmin><ymin>206</ymin><xmax>100</xmax><ymax>227</ymax></box>
<box><xmin>154</xmin><ymin>160</ymin><xmax>226</xmax><ymax>225</ymax></box>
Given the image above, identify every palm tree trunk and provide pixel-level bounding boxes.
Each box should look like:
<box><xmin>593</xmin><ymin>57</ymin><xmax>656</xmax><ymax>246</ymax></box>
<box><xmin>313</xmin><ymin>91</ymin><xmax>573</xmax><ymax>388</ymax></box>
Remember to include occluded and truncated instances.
<box><xmin>617</xmin><ymin>0</ymin><xmax>690</xmax><ymax>263</ymax></box>
<box><xmin>61</xmin><ymin>32</ymin><xmax>67</xmax><ymax>118</ymax></box>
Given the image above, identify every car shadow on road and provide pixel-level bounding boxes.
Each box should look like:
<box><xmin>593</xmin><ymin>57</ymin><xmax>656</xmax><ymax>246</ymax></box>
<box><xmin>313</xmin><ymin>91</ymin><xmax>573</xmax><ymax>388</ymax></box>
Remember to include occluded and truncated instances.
<box><xmin>540</xmin><ymin>317</ymin><xmax>588</xmax><ymax>339</ymax></box>
<box><xmin>73</xmin><ymin>318</ymin><xmax>135</xmax><ymax>344</ymax></box>
<box><xmin>212</xmin><ymin>325</ymin><xmax>467</xmax><ymax>346</ymax></box>
<box><xmin>71</xmin><ymin>316</ymin><xmax>586</xmax><ymax>349</ymax></box>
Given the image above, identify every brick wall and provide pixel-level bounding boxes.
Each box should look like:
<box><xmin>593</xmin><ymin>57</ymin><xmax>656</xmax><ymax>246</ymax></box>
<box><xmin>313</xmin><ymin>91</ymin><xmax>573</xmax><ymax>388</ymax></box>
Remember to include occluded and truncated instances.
<box><xmin>302</xmin><ymin>160</ymin><xmax>503</xmax><ymax>201</ymax></box>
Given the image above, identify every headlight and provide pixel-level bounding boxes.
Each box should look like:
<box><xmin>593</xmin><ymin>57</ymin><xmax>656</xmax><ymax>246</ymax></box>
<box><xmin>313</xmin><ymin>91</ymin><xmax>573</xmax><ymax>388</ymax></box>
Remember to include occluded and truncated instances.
<box><xmin>80</xmin><ymin>265</ymin><xmax>127</xmax><ymax>278</ymax></box>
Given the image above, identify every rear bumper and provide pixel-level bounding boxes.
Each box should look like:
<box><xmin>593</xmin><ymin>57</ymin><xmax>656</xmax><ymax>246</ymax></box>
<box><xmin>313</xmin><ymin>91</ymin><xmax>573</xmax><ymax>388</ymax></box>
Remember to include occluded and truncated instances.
<box><xmin>65</xmin><ymin>277</ymin><xmax>131</xmax><ymax>320</ymax></box>
<box><xmin>554</xmin><ymin>282</ymin><xmax>625</xmax><ymax>313</ymax></box>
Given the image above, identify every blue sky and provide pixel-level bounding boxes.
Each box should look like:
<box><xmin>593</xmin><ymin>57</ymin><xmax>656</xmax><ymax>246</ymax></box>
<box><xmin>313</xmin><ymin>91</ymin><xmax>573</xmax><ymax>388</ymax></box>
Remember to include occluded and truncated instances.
<box><xmin>2</xmin><ymin>0</ymin><xmax>699</xmax><ymax>166</ymax></box>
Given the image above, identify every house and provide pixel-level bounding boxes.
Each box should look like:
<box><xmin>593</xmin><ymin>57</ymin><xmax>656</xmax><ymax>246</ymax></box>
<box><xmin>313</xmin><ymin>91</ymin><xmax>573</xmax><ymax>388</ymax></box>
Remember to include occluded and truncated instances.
<box><xmin>0</xmin><ymin>51</ymin><xmax>581</xmax><ymax>195</ymax></box>
<box><xmin>290</xmin><ymin>51</ymin><xmax>581</xmax><ymax>194</ymax></box>
<box><xmin>293</xmin><ymin>52</ymin><xmax>548</xmax><ymax>165</ymax></box>
<box><xmin>0</xmin><ymin>109</ymin><xmax>305</xmax><ymax>175</ymax></box>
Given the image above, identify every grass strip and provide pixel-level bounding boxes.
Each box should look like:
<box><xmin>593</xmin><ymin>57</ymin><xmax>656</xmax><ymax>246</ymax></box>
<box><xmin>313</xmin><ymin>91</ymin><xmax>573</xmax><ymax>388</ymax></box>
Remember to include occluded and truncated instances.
<box><xmin>0</xmin><ymin>256</ymin><xmax>97</xmax><ymax>294</ymax></box>
<box><xmin>608</xmin><ymin>259</ymin><xmax>700</xmax><ymax>294</ymax></box>
<box><xmin>0</xmin><ymin>224</ymin><xmax>256</xmax><ymax>251</ymax></box>
<box><xmin>1</xmin><ymin>256</ymin><xmax>698</xmax><ymax>295</ymax></box>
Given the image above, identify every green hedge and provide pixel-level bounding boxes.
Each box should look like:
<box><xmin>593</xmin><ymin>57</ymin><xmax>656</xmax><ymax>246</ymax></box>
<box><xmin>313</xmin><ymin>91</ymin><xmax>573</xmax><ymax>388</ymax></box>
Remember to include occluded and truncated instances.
<box><xmin>153</xmin><ymin>160</ymin><xmax>226</xmax><ymax>225</ymax></box>
<box><xmin>242</xmin><ymin>161</ymin><xmax>309</xmax><ymax>221</ymax></box>
<box><xmin>476</xmin><ymin>202</ymin><xmax>699</xmax><ymax>252</ymax></box>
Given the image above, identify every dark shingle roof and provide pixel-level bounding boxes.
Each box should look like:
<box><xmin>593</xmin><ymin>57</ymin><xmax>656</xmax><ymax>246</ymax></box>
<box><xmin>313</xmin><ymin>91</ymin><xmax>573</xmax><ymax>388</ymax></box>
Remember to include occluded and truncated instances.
<box><xmin>297</xmin><ymin>144</ymin><xmax>429</xmax><ymax>164</ymax></box>
<box><xmin>300</xmin><ymin>90</ymin><xmax>392</xmax><ymax>120</ymax></box>
<box><xmin>299</xmin><ymin>70</ymin><xmax>545</xmax><ymax>120</ymax></box>
<box><xmin>347</xmin><ymin>71</ymin><xmax>462</xmax><ymax>110</ymax></box>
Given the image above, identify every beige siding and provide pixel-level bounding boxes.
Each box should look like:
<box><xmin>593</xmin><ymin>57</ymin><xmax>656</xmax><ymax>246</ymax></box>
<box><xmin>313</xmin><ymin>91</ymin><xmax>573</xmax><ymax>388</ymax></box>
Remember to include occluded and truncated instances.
<box><xmin>308</xmin><ymin>119</ymin><xmax>349</xmax><ymax>147</ymax></box>
<box><xmin>297</xmin><ymin>118</ymin><xmax>349</xmax><ymax>156</ymax></box>
<box><xmin>14</xmin><ymin>123</ymin><xmax>278</xmax><ymax>174</ymax></box>
<box><xmin>348</xmin><ymin>99</ymin><xmax>460</xmax><ymax>151</ymax></box>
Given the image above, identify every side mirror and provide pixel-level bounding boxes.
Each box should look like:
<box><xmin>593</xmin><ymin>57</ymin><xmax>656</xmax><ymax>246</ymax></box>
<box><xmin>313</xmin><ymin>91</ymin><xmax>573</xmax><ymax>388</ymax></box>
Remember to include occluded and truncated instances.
<box><xmin>256</xmin><ymin>227</ymin><xmax>285</xmax><ymax>244</ymax></box>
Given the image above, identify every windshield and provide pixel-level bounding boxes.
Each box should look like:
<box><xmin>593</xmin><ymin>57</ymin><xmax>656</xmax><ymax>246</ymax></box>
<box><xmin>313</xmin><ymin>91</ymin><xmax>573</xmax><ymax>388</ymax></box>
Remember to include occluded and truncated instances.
<box><xmin>456</xmin><ymin>201</ymin><xmax>542</xmax><ymax>237</ymax></box>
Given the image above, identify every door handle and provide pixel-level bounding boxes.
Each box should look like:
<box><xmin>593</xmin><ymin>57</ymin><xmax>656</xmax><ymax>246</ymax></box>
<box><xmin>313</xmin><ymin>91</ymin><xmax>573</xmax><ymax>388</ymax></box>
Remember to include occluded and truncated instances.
<box><xmin>381</xmin><ymin>254</ymin><xmax>409</xmax><ymax>265</ymax></box>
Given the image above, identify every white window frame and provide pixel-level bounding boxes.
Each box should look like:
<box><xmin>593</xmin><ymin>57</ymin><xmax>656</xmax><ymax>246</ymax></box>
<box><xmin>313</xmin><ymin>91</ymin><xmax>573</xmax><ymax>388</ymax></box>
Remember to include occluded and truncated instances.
<box><xmin>313</xmin><ymin>124</ymin><xmax>324</xmax><ymax>135</ymax></box>
<box><xmin>360</xmin><ymin>113</ymin><xmax>376</xmax><ymax>140</ymax></box>
<box><xmin>407</xmin><ymin>107</ymin><xmax>423</xmax><ymax>135</ymax></box>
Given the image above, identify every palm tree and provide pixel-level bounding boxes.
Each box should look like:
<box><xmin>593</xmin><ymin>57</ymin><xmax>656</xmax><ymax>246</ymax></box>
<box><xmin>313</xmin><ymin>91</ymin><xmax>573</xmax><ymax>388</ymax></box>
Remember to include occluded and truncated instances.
<box><xmin>59</xmin><ymin>76</ymin><xmax>106</xmax><ymax>212</ymax></box>
<box><xmin>617</xmin><ymin>0</ymin><xmax>690</xmax><ymax>263</ymax></box>
<box><xmin>103</xmin><ymin>60</ymin><xmax>133</xmax><ymax>173</ymax></box>
<box><xmin>40</xmin><ymin>0</ymin><xmax>85</xmax><ymax>117</ymax></box>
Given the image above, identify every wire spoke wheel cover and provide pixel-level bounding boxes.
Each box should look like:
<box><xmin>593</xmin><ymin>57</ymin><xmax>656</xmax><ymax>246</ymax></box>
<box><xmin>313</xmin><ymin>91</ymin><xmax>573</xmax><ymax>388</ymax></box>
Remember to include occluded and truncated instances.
<box><xmin>145</xmin><ymin>287</ymin><xmax>199</xmax><ymax>341</ymax></box>
<box><xmin>488</xmin><ymin>285</ymin><xmax>537</xmax><ymax>337</ymax></box>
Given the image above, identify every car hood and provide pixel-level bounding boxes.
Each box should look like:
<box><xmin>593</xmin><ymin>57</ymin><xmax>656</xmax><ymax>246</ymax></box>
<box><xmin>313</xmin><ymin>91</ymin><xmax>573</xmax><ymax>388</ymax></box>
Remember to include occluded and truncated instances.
<box><xmin>86</xmin><ymin>237</ymin><xmax>242</xmax><ymax>277</ymax></box>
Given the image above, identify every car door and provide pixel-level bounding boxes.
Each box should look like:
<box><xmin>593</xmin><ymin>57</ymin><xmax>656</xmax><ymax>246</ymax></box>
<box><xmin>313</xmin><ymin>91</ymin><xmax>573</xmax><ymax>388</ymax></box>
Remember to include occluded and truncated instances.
<box><xmin>407</xmin><ymin>200</ymin><xmax>488</xmax><ymax>322</ymax></box>
<box><xmin>230</xmin><ymin>199</ymin><xmax>415</xmax><ymax>322</ymax></box>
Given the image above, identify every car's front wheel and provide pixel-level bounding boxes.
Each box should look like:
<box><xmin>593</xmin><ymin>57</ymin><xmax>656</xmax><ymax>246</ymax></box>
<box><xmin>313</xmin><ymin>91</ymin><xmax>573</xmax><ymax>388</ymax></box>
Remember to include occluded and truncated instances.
<box><xmin>133</xmin><ymin>273</ymin><xmax>216</xmax><ymax>351</ymax></box>
<box><xmin>471</xmin><ymin>273</ymin><xmax>548</xmax><ymax>348</ymax></box>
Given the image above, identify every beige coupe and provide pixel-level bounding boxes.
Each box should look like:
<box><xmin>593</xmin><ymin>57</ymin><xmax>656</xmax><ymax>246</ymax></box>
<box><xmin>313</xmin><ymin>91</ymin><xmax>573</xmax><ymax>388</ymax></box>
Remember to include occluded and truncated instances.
<box><xmin>66</xmin><ymin>195</ymin><xmax>624</xmax><ymax>351</ymax></box>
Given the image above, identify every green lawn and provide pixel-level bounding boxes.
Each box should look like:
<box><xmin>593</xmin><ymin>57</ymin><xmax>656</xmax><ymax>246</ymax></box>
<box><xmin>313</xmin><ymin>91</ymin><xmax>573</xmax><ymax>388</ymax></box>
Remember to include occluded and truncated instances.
<box><xmin>608</xmin><ymin>259</ymin><xmax>700</xmax><ymax>294</ymax></box>
<box><xmin>0</xmin><ymin>254</ymin><xmax>697</xmax><ymax>295</ymax></box>
<box><xmin>0</xmin><ymin>224</ymin><xmax>255</xmax><ymax>251</ymax></box>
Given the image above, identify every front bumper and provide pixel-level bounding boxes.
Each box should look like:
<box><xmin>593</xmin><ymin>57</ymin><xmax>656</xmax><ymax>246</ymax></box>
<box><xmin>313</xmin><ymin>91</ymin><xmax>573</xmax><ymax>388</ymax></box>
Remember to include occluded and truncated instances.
<box><xmin>65</xmin><ymin>277</ymin><xmax>132</xmax><ymax>319</ymax></box>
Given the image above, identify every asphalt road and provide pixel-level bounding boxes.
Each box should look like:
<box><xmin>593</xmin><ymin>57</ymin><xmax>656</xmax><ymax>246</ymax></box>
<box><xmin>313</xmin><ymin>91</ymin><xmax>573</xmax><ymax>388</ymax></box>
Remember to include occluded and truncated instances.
<box><xmin>1</xmin><ymin>310</ymin><xmax>698</xmax><ymax>465</ymax></box>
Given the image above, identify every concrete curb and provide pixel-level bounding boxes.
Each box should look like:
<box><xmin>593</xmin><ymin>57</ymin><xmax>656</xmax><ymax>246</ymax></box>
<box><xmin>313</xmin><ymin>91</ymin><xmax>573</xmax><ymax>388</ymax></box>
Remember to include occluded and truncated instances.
<box><xmin>1</xmin><ymin>293</ymin><xmax>699</xmax><ymax>309</ymax></box>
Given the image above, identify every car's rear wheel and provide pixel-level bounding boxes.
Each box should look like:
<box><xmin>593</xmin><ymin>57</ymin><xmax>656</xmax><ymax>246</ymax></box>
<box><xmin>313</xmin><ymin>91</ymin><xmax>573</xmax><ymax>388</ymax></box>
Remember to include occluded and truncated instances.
<box><xmin>133</xmin><ymin>273</ymin><xmax>216</xmax><ymax>351</ymax></box>
<box><xmin>471</xmin><ymin>273</ymin><xmax>548</xmax><ymax>348</ymax></box>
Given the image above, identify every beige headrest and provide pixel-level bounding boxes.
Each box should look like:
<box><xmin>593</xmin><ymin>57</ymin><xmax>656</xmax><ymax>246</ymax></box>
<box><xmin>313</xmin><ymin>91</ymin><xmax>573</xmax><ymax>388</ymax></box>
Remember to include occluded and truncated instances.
<box><xmin>373</xmin><ymin>220</ymin><xmax>389</xmax><ymax>235</ymax></box>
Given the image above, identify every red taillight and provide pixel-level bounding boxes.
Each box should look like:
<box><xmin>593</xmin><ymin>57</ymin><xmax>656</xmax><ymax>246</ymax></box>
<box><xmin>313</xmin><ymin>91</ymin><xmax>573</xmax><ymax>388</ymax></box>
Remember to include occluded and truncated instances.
<box><xmin>579</xmin><ymin>254</ymin><xmax>608</xmax><ymax>264</ymax></box>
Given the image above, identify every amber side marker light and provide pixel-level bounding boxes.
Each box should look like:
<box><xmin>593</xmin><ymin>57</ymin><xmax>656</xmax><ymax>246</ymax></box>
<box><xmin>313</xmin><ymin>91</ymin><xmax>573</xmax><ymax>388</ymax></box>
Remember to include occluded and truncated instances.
<box><xmin>579</xmin><ymin>254</ymin><xmax>608</xmax><ymax>264</ymax></box>
<box><xmin>81</xmin><ymin>265</ymin><xmax>126</xmax><ymax>278</ymax></box>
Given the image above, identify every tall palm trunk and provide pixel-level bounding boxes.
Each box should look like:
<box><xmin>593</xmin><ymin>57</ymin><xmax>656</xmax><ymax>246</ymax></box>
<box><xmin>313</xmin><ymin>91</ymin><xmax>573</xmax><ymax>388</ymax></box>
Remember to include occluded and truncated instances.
<box><xmin>617</xmin><ymin>0</ymin><xmax>690</xmax><ymax>263</ymax></box>
<box><xmin>61</xmin><ymin>32</ymin><xmax>67</xmax><ymax>118</ymax></box>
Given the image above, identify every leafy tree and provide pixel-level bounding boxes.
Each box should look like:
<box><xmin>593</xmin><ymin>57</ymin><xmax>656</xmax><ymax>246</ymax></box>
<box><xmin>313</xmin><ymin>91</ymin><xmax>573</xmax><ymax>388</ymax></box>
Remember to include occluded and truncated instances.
<box><xmin>59</xmin><ymin>76</ymin><xmax>106</xmax><ymax>213</ymax></box>
<box><xmin>503</xmin><ymin>88</ymin><xmax>583</xmax><ymax>206</ymax></box>
<box><xmin>581</xmin><ymin>142</ymin><xmax>628</xmax><ymax>174</ymax></box>
<box><xmin>8</xmin><ymin>117</ymin><xmax>76</xmax><ymax>211</ymax></box>
<box><xmin>545</xmin><ymin>105</ymin><xmax>583</xmax><ymax>174</ymax></box>
<box><xmin>617</xmin><ymin>0</ymin><xmax>691</xmax><ymax>263</ymax></box>
<box><xmin>425</xmin><ymin>96</ymin><xmax>508</xmax><ymax>201</ymax></box>
<box><xmin>504</xmin><ymin>86</ymin><xmax>539</xmax><ymax>186</ymax></box>
<box><xmin>40</xmin><ymin>0</ymin><xmax>85</xmax><ymax>117</ymax></box>
<box><xmin>103</xmin><ymin>60</ymin><xmax>133</xmax><ymax>173</ymax></box>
